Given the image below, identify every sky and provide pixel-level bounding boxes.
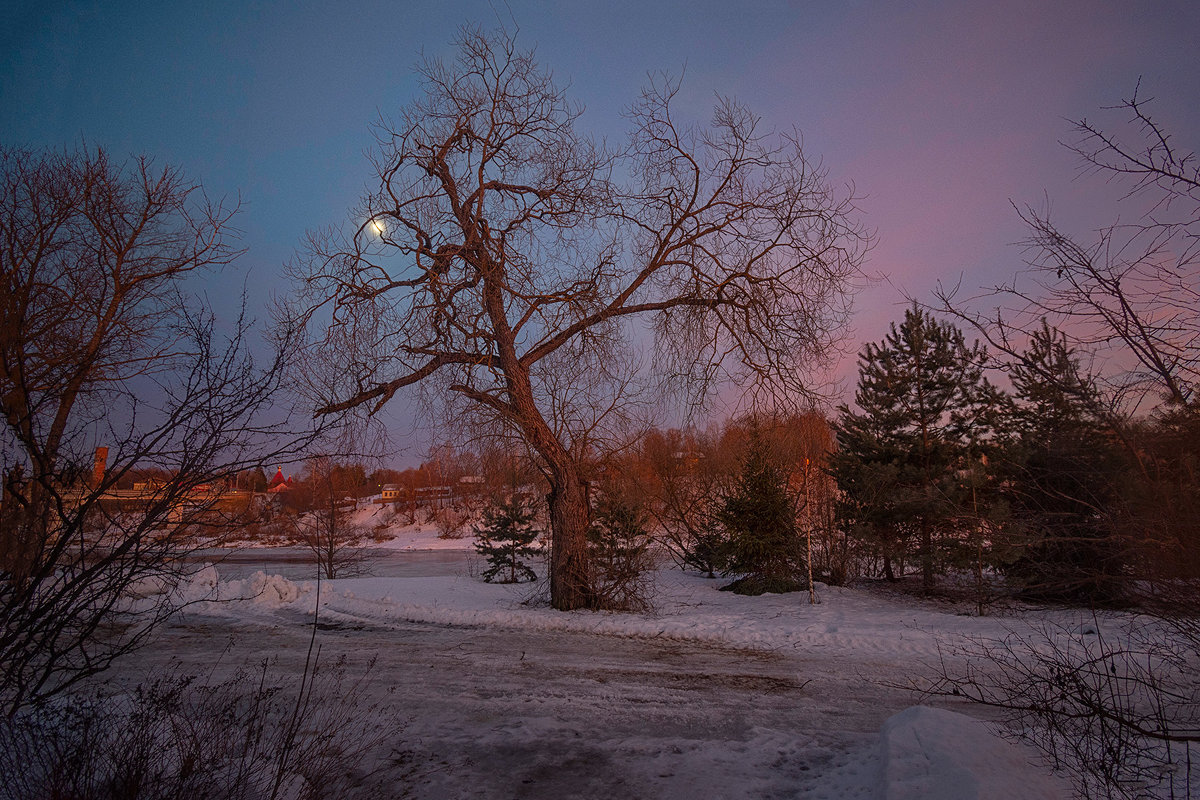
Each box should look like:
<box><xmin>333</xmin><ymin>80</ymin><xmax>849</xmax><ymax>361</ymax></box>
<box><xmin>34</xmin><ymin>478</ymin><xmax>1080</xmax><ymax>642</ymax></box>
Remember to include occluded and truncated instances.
<box><xmin>3</xmin><ymin>0</ymin><xmax>1198</xmax><ymax>463</ymax></box>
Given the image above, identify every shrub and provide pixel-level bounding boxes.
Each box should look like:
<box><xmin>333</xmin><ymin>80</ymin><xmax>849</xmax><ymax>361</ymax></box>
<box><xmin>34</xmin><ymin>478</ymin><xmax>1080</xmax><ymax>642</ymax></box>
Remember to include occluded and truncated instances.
<box><xmin>588</xmin><ymin>493</ymin><xmax>655</xmax><ymax>611</ymax></box>
<box><xmin>0</xmin><ymin>658</ymin><xmax>394</xmax><ymax>800</ymax></box>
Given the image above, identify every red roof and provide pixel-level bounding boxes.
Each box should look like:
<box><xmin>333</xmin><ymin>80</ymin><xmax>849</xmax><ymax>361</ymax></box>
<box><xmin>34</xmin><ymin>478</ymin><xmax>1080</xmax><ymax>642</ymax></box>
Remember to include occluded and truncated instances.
<box><xmin>268</xmin><ymin>468</ymin><xmax>289</xmax><ymax>490</ymax></box>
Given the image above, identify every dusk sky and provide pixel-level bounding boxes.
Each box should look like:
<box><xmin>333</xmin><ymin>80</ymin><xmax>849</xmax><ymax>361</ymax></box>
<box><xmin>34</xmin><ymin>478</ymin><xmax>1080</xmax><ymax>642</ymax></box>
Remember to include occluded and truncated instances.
<box><xmin>4</xmin><ymin>0</ymin><xmax>1198</xmax><ymax>461</ymax></box>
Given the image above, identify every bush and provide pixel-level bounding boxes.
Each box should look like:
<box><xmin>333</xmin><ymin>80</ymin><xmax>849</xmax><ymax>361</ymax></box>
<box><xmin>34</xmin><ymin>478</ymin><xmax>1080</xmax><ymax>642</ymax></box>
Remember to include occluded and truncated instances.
<box><xmin>718</xmin><ymin>574</ymin><xmax>807</xmax><ymax>596</ymax></box>
<box><xmin>0</xmin><ymin>658</ymin><xmax>394</xmax><ymax>800</ymax></box>
<box><xmin>434</xmin><ymin>507</ymin><xmax>471</xmax><ymax>539</ymax></box>
<box><xmin>927</xmin><ymin>615</ymin><xmax>1199</xmax><ymax>799</ymax></box>
<box><xmin>588</xmin><ymin>493</ymin><xmax>655</xmax><ymax>611</ymax></box>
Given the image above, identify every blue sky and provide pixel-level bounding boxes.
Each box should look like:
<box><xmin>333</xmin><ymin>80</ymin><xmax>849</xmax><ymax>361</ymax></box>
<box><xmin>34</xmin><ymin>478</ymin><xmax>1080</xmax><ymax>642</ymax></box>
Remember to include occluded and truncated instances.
<box><xmin>4</xmin><ymin>0</ymin><xmax>1198</xmax><ymax>462</ymax></box>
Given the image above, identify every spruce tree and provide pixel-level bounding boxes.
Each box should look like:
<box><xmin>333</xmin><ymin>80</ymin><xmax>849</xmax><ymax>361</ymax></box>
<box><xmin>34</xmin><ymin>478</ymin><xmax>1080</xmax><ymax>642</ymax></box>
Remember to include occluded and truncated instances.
<box><xmin>831</xmin><ymin>304</ymin><xmax>1000</xmax><ymax>591</ymax></box>
<box><xmin>474</xmin><ymin>496</ymin><xmax>541</xmax><ymax>584</ymax></box>
<box><xmin>718</xmin><ymin>427</ymin><xmax>805</xmax><ymax>595</ymax></box>
<box><xmin>1003</xmin><ymin>322</ymin><xmax>1128</xmax><ymax>603</ymax></box>
<box><xmin>587</xmin><ymin>492</ymin><xmax>654</xmax><ymax>610</ymax></box>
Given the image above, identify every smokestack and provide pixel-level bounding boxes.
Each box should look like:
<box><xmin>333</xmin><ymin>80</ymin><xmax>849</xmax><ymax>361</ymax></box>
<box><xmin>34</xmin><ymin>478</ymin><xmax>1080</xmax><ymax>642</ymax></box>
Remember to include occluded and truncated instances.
<box><xmin>93</xmin><ymin>446</ymin><xmax>108</xmax><ymax>488</ymax></box>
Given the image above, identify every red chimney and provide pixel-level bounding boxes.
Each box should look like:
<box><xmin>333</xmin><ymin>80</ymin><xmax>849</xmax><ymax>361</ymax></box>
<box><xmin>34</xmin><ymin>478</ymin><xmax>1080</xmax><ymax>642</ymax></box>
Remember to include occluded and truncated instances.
<box><xmin>93</xmin><ymin>447</ymin><xmax>108</xmax><ymax>488</ymax></box>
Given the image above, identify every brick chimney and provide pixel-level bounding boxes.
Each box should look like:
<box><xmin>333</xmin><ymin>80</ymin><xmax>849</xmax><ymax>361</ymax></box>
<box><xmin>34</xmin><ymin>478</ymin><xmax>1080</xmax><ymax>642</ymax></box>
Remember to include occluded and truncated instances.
<box><xmin>93</xmin><ymin>446</ymin><xmax>108</xmax><ymax>488</ymax></box>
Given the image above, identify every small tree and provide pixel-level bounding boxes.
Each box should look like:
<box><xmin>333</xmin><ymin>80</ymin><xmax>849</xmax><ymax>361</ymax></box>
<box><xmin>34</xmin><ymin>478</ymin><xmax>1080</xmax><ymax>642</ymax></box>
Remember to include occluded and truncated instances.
<box><xmin>718</xmin><ymin>428</ymin><xmax>805</xmax><ymax>595</ymax></box>
<box><xmin>291</xmin><ymin>456</ymin><xmax>371</xmax><ymax>580</ymax></box>
<box><xmin>474</xmin><ymin>496</ymin><xmax>540</xmax><ymax>584</ymax></box>
<box><xmin>587</xmin><ymin>491</ymin><xmax>655</xmax><ymax>611</ymax></box>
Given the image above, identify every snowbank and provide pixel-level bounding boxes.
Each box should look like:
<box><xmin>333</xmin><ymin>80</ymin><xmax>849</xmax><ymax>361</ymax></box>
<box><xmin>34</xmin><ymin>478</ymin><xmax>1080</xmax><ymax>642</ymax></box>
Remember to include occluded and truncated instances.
<box><xmin>879</xmin><ymin>706</ymin><xmax>1071</xmax><ymax>800</ymax></box>
<box><xmin>184</xmin><ymin>559</ymin><xmax>1127</xmax><ymax>673</ymax></box>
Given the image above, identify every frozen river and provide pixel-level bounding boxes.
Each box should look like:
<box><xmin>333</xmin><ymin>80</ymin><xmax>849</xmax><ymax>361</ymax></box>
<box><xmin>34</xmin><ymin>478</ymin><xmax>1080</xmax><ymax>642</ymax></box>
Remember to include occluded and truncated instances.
<box><xmin>191</xmin><ymin>546</ymin><xmax>472</xmax><ymax>581</ymax></box>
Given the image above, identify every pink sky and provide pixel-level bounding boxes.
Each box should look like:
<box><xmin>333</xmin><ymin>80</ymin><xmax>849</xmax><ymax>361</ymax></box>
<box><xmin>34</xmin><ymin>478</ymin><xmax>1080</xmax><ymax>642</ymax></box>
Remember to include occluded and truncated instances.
<box><xmin>4</xmin><ymin>0</ymin><xmax>1196</xmax><ymax>460</ymax></box>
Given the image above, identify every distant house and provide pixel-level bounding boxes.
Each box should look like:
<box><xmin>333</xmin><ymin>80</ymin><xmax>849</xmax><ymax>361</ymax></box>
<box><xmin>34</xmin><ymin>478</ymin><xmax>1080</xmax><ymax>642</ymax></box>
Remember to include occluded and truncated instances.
<box><xmin>380</xmin><ymin>484</ymin><xmax>400</xmax><ymax>503</ymax></box>
<box><xmin>266</xmin><ymin>467</ymin><xmax>293</xmax><ymax>494</ymax></box>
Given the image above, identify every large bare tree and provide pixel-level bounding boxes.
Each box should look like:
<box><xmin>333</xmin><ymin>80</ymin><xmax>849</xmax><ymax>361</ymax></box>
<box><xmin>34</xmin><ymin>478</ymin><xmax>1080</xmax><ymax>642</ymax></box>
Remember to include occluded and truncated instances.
<box><xmin>283</xmin><ymin>29</ymin><xmax>866</xmax><ymax>609</ymax></box>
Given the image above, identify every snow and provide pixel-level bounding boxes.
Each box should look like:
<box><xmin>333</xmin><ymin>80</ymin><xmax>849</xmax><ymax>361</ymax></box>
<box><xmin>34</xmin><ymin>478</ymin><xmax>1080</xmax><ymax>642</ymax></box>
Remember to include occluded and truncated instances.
<box><xmin>179</xmin><ymin>551</ymin><xmax>1063</xmax><ymax>666</ymax></box>
<box><xmin>878</xmin><ymin>706</ymin><xmax>1072</xmax><ymax>799</ymax></box>
<box><xmin>127</xmin><ymin>521</ymin><xmax>1097</xmax><ymax>798</ymax></box>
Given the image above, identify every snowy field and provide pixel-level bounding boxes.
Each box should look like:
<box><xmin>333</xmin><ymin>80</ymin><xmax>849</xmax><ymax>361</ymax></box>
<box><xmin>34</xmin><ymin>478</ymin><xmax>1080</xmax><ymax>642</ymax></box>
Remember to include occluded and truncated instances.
<box><xmin>115</xmin><ymin>518</ymin><xmax>1095</xmax><ymax>799</ymax></box>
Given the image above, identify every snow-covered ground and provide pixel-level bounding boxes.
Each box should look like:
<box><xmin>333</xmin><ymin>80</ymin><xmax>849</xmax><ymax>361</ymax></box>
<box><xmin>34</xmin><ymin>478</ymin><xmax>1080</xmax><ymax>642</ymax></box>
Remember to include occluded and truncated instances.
<box><xmin>118</xmin><ymin>517</ymin><xmax>1092</xmax><ymax>798</ymax></box>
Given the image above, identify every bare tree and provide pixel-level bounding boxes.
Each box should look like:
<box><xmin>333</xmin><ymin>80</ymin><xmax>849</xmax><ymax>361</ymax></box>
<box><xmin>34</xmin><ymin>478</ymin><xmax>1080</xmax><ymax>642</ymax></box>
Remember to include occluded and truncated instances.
<box><xmin>935</xmin><ymin>81</ymin><xmax>1199</xmax><ymax>428</ymax></box>
<box><xmin>639</xmin><ymin>427</ymin><xmax>730</xmax><ymax>577</ymax></box>
<box><xmin>788</xmin><ymin>413</ymin><xmax>848</xmax><ymax>590</ymax></box>
<box><xmin>289</xmin><ymin>456</ymin><xmax>371</xmax><ymax>579</ymax></box>
<box><xmin>282</xmin><ymin>28</ymin><xmax>866</xmax><ymax>609</ymax></box>
<box><xmin>0</xmin><ymin>145</ymin><xmax>312</xmax><ymax>714</ymax></box>
<box><xmin>923</xmin><ymin>618</ymin><xmax>1199</xmax><ymax>799</ymax></box>
<box><xmin>921</xmin><ymin>85</ymin><xmax>1200</xmax><ymax>797</ymax></box>
<box><xmin>933</xmin><ymin>85</ymin><xmax>1200</xmax><ymax>585</ymax></box>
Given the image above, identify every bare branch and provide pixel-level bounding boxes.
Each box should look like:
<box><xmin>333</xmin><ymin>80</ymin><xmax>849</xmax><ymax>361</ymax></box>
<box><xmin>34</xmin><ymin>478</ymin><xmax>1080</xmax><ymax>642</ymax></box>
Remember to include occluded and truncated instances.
<box><xmin>282</xmin><ymin>27</ymin><xmax>865</xmax><ymax>609</ymax></box>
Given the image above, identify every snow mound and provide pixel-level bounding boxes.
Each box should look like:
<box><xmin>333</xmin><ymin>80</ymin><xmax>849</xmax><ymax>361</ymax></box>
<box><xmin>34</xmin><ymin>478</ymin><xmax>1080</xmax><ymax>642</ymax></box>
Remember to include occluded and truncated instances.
<box><xmin>211</xmin><ymin>570</ymin><xmax>308</xmax><ymax>608</ymax></box>
<box><xmin>245</xmin><ymin>571</ymin><xmax>302</xmax><ymax>607</ymax></box>
<box><xmin>175</xmin><ymin>565</ymin><xmax>219</xmax><ymax>602</ymax></box>
<box><xmin>124</xmin><ymin>565</ymin><xmax>219</xmax><ymax>605</ymax></box>
<box><xmin>878</xmin><ymin>706</ymin><xmax>1071</xmax><ymax>800</ymax></box>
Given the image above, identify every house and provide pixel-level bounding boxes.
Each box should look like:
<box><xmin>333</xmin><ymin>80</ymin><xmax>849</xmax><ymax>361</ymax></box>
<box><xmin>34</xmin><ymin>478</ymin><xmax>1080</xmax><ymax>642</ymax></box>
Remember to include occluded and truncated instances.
<box><xmin>266</xmin><ymin>467</ymin><xmax>293</xmax><ymax>494</ymax></box>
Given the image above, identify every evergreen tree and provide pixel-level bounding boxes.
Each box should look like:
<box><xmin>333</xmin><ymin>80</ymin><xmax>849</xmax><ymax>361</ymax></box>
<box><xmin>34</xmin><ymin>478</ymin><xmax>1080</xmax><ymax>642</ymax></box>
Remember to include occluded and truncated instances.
<box><xmin>831</xmin><ymin>304</ymin><xmax>1000</xmax><ymax>591</ymax></box>
<box><xmin>474</xmin><ymin>497</ymin><xmax>541</xmax><ymax>584</ymax></box>
<box><xmin>718</xmin><ymin>428</ymin><xmax>805</xmax><ymax>595</ymax></box>
<box><xmin>587</xmin><ymin>492</ymin><xmax>655</xmax><ymax>610</ymax></box>
<box><xmin>1003</xmin><ymin>322</ymin><xmax>1128</xmax><ymax>603</ymax></box>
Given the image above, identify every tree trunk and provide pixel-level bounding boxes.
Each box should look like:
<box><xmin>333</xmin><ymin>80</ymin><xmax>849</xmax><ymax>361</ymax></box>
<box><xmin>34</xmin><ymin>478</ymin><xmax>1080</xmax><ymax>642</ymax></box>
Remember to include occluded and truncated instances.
<box><xmin>546</xmin><ymin>466</ymin><xmax>593</xmax><ymax>611</ymax></box>
<box><xmin>920</xmin><ymin>515</ymin><xmax>934</xmax><ymax>593</ymax></box>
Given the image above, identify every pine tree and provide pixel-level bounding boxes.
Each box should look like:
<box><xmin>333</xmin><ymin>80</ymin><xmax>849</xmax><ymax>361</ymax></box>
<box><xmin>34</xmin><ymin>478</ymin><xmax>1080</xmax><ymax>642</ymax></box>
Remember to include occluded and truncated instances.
<box><xmin>1003</xmin><ymin>322</ymin><xmax>1128</xmax><ymax>603</ymax></box>
<box><xmin>718</xmin><ymin>427</ymin><xmax>805</xmax><ymax>595</ymax></box>
<box><xmin>474</xmin><ymin>496</ymin><xmax>541</xmax><ymax>584</ymax></box>
<box><xmin>831</xmin><ymin>304</ymin><xmax>1001</xmax><ymax>591</ymax></box>
<box><xmin>587</xmin><ymin>492</ymin><xmax>654</xmax><ymax>610</ymax></box>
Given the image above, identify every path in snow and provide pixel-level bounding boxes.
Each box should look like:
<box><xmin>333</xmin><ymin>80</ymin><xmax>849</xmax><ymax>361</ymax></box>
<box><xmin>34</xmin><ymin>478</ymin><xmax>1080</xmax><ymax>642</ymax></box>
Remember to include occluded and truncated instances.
<box><xmin>125</xmin><ymin>535</ymin><xmax>1076</xmax><ymax>798</ymax></box>
<box><xmin>129</xmin><ymin>609</ymin><xmax>907</xmax><ymax>799</ymax></box>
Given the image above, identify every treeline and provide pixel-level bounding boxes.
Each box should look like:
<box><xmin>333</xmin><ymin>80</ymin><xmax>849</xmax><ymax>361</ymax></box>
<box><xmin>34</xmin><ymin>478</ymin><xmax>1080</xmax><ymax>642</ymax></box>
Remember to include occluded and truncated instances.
<box><xmin>278</xmin><ymin>307</ymin><xmax>1200</xmax><ymax>607</ymax></box>
<box><xmin>274</xmin><ymin>443</ymin><xmax>537</xmax><ymax>514</ymax></box>
<box><xmin>832</xmin><ymin>305</ymin><xmax>1200</xmax><ymax>606</ymax></box>
<box><xmin>583</xmin><ymin>304</ymin><xmax>1199</xmax><ymax>608</ymax></box>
